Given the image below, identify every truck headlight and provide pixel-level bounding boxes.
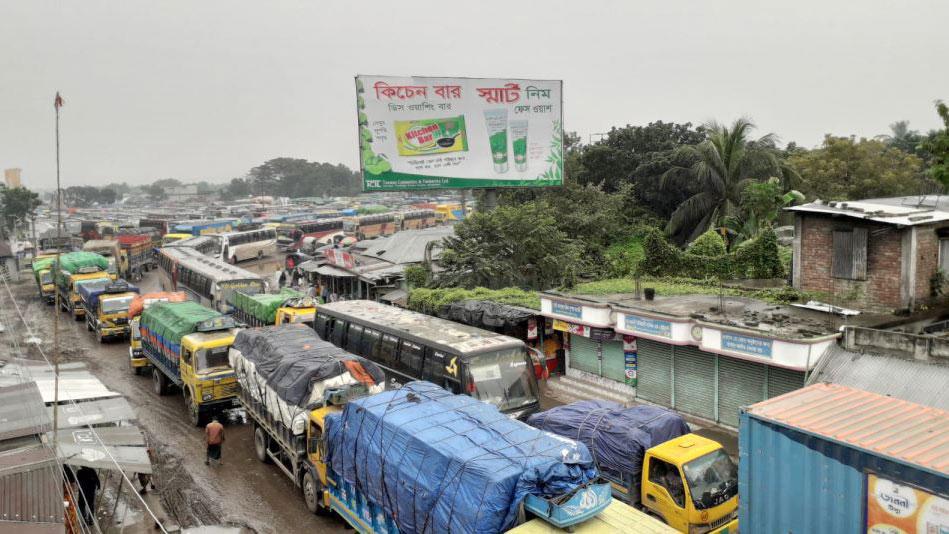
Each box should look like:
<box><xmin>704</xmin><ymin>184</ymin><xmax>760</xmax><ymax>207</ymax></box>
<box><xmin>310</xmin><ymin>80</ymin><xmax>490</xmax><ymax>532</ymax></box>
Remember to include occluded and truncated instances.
<box><xmin>202</xmin><ymin>393</ymin><xmax>213</xmax><ymax>401</ymax></box>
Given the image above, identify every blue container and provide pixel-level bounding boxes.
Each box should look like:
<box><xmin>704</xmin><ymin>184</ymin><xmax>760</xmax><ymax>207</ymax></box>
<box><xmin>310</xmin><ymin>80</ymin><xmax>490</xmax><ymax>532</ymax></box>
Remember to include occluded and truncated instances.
<box><xmin>739</xmin><ymin>408</ymin><xmax>949</xmax><ymax>533</ymax></box>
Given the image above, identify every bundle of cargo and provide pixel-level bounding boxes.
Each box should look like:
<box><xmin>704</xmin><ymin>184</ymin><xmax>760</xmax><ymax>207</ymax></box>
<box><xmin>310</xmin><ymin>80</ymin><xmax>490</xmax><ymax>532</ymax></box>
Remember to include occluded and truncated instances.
<box><xmin>324</xmin><ymin>381</ymin><xmax>600</xmax><ymax>534</ymax></box>
<box><xmin>56</xmin><ymin>251</ymin><xmax>109</xmax><ymax>275</ymax></box>
<box><xmin>229</xmin><ymin>288</ymin><xmax>315</xmax><ymax>326</ymax></box>
<box><xmin>229</xmin><ymin>325</ymin><xmax>384</xmax><ymax>435</ymax></box>
<box><xmin>128</xmin><ymin>291</ymin><xmax>189</xmax><ymax>319</ymax></box>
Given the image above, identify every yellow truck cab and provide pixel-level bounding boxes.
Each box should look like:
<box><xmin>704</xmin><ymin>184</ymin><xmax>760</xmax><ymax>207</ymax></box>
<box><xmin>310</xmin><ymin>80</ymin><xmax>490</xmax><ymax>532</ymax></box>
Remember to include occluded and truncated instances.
<box><xmin>642</xmin><ymin>434</ymin><xmax>738</xmax><ymax>534</ymax></box>
<box><xmin>80</xmin><ymin>280</ymin><xmax>139</xmax><ymax>343</ymax></box>
<box><xmin>139</xmin><ymin>302</ymin><xmax>241</xmax><ymax>426</ymax></box>
<box><xmin>59</xmin><ymin>271</ymin><xmax>113</xmax><ymax>320</ymax></box>
<box><xmin>31</xmin><ymin>255</ymin><xmax>58</xmax><ymax>304</ymax></box>
<box><xmin>230</xmin><ymin>289</ymin><xmax>316</xmax><ymax>328</ymax></box>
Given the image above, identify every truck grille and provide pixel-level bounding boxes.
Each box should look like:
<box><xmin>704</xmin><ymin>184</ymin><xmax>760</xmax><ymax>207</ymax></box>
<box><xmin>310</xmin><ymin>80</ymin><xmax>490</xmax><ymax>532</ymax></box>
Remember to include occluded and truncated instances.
<box><xmin>214</xmin><ymin>382</ymin><xmax>238</xmax><ymax>398</ymax></box>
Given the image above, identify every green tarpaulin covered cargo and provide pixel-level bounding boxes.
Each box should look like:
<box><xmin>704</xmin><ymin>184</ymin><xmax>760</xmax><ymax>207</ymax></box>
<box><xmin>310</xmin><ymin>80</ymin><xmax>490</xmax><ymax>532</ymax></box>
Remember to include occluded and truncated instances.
<box><xmin>140</xmin><ymin>301</ymin><xmax>223</xmax><ymax>346</ymax></box>
<box><xmin>230</xmin><ymin>288</ymin><xmax>305</xmax><ymax>324</ymax></box>
<box><xmin>32</xmin><ymin>257</ymin><xmax>56</xmax><ymax>274</ymax></box>
<box><xmin>57</xmin><ymin>251</ymin><xmax>109</xmax><ymax>273</ymax></box>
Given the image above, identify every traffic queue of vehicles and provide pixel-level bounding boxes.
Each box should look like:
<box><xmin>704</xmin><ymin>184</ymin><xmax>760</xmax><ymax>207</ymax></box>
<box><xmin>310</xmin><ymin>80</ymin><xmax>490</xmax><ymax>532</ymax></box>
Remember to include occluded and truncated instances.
<box><xmin>24</xmin><ymin>209</ymin><xmax>743</xmax><ymax>533</ymax></box>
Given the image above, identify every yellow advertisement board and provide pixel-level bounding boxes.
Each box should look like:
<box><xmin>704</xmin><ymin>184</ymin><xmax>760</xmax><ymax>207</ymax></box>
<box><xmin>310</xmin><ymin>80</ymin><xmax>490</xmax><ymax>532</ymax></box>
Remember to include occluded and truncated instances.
<box><xmin>866</xmin><ymin>473</ymin><xmax>949</xmax><ymax>534</ymax></box>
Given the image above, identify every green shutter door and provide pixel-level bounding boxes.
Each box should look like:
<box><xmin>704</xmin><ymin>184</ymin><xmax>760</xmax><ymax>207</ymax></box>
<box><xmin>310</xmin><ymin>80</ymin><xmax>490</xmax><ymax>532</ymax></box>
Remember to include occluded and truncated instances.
<box><xmin>767</xmin><ymin>366</ymin><xmax>806</xmax><ymax>399</ymax></box>
<box><xmin>717</xmin><ymin>356</ymin><xmax>767</xmax><ymax>427</ymax></box>
<box><xmin>637</xmin><ymin>339</ymin><xmax>672</xmax><ymax>407</ymax></box>
<box><xmin>568</xmin><ymin>334</ymin><xmax>600</xmax><ymax>375</ymax></box>
<box><xmin>672</xmin><ymin>346</ymin><xmax>716</xmax><ymax>421</ymax></box>
<box><xmin>601</xmin><ymin>339</ymin><xmax>626</xmax><ymax>382</ymax></box>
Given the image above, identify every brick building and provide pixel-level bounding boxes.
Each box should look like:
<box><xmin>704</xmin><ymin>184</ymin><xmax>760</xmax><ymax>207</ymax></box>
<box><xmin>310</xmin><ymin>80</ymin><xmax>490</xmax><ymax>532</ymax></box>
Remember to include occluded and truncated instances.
<box><xmin>789</xmin><ymin>196</ymin><xmax>949</xmax><ymax>312</ymax></box>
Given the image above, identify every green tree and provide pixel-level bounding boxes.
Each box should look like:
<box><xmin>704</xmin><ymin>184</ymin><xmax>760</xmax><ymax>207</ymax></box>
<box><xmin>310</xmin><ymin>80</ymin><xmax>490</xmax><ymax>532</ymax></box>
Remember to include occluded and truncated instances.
<box><xmin>0</xmin><ymin>186</ymin><xmax>42</xmax><ymax>238</ymax></box>
<box><xmin>221</xmin><ymin>177</ymin><xmax>253</xmax><ymax>200</ymax></box>
<box><xmin>661</xmin><ymin>118</ymin><xmax>798</xmax><ymax>244</ymax></box>
<box><xmin>62</xmin><ymin>186</ymin><xmax>116</xmax><ymax>206</ymax></box>
<box><xmin>145</xmin><ymin>183</ymin><xmax>167</xmax><ymax>201</ymax></box>
<box><xmin>248</xmin><ymin>158</ymin><xmax>361</xmax><ymax>198</ymax></box>
<box><xmin>920</xmin><ymin>100</ymin><xmax>949</xmax><ymax>189</ymax></box>
<box><xmin>438</xmin><ymin>203</ymin><xmax>584</xmax><ymax>290</ymax></box>
<box><xmin>881</xmin><ymin>120</ymin><xmax>924</xmax><ymax>157</ymax></box>
<box><xmin>725</xmin><ymin>178</ymin><xmax>804</xmax><ymax>244</ymax></box>
<box><xmin>789</xmin><ymin>135</ymin><xmax>932</xmax><ymax>200</ymax></box>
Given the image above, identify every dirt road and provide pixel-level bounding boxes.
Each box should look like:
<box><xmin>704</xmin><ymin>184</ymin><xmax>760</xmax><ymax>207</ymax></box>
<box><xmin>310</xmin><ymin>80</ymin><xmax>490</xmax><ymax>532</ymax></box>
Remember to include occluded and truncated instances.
<box><xmin>2</xmin><ymin>259</ymin><xmax>344</xmax><ymax>534</ymax></box>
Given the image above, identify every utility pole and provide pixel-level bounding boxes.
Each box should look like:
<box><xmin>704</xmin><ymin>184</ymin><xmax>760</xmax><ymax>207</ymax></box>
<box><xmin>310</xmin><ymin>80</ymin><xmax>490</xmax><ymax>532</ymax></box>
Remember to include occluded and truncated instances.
<box><xmin>52</xmin><ymin>92</ymin><xmax>64</xmax><ymax>450</ymax></box>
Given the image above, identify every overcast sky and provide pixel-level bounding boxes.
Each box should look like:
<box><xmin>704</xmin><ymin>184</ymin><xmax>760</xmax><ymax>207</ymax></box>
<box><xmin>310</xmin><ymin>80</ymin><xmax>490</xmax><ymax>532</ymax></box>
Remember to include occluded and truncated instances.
<box><xmin>1</xmin><ymin>0</ymin><xmax>946</xmax><ymax>189</ymax></box>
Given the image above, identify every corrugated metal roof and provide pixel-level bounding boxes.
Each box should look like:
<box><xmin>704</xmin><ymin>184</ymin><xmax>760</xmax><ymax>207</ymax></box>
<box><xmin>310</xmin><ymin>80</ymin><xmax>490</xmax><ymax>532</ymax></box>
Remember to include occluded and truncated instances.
<box><xmin>808</xmin><ymin>344</ymin><xmax>949</xmax><ymax>410</ymax></box>
<box><xmin>358</xmin><ymin>225</ymin><xmax>452</xmax><ymax>265</ymax></box>
<box><xmin>0</xmin><ymin>383</ymin><xmax>51</xmax><ymax>441</ymax></box>
<box><xmin>0</xmin><ymin>445</ymin><xmax>61</xmax><ymax>525</ymax></box>
<box><xmin>787</xmin><ymin>198</ymin><xmax>949</xmax><ymax>226</ymax></box>
<box><xmin>745</xmin><ymin>383</ymin><xmax>949</xmax><ymax>476</ymax></box>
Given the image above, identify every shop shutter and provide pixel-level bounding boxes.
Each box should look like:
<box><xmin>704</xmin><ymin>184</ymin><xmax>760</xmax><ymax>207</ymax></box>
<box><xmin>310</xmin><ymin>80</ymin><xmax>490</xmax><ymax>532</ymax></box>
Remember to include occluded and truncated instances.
<box><xmin>767</xmin><ymin>366</ymin><xmax>805</xmax><ymax>399</ymax></box>
<box><xmin>568</xmin><ymin>334</ymin><xmax>600</xmax><ymax>375</ymax></box>
<box><xmin>672</xmin><ymin>346</ymin><xmax>716</xmax><ymax>421</ymax></box>
<box><xmin>600</xmin><ymin>339</ymin><xmax>627</xmax><ymax>382</ymax></box>
<box><xmin>717</xmin><ymin>357</ymin><xmax>767</xmax><ymax>428</ymax></box>
<box><xmin>636</xmin><ymin>339</ymin><xmax>672</xmax><ymax>407</ymax></box>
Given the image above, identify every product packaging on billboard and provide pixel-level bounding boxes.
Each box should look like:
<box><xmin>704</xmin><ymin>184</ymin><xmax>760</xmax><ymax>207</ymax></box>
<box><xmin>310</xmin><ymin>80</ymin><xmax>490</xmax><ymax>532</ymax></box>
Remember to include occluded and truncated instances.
<box><xmin>356</xmin><ymin>75</ymin><xmax>563</xmax><ymax>191</ymax></box>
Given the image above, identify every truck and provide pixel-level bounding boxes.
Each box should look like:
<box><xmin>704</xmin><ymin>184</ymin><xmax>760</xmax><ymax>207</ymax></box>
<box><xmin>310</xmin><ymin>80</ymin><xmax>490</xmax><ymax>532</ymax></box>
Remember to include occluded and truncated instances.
<box><xmin>229</xmin><ymin>288</ymin><xmax>316</xmax><ymax>327</ymax></box>
<box><xmin>139</xmin><ymin>301</ymin><xmax>241</xmax><ymax>425</ymax></box>
<box><xmin>80</xmin><ymin>280</ymin><xmax>140</xmax><ymax>343</ymax></box>
<box><xmin>740</xmin><ymin>383</ymin><xmax>948</xmax><ymax>534</ymax></box>
<box><xmin>229</xmin><ymin>325</ymin><xmax>386</xmax><ymax>515</ymax></box>
<box><xmin>128</xmin><ymin>291</ymin><xmax>189</xmax><ymax>375</ymax></box>
<box><xmin>31</xmin><ymin>256</ymin><xmax>57</xmax><ymax>303</ymax></box>
<box><xmin>54</xmin><ymin>252</ymin><xmax>112</xmax><ymax>320</ymax></box>
<box><xmin>82</xmin><ymin>240</ymin><xmax>121</xmax><ymax>280</ymax></box>
<box><xmin>116</xmin><ymin>234</ymin><xmax>154</xmax><ymax>280</ymax></box>
<box><xmin>528</xmin><ymin>401</ymin><xmax>738</xmax><ymax>534</ymax></box>
<box><xmin>320</xmin><ymin>381</ymin><xmax>613</xmax><ymax>533</ymax></box>
<box><xmin>508</xmin><ymin>501</ymin><xmax>680</xmax><ymax>534</ymax></box>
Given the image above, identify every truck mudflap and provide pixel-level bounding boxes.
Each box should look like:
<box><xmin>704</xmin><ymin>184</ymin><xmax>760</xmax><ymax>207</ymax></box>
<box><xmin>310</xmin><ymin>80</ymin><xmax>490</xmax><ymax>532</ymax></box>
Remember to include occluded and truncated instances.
<box><xmin>328</xmin><ymin>473</ymin><xmax>400</xmax><ymax>534</ymax></box>
<box><xmin>709</xmin><ymin>518</ymin><xmax>739</xmax><ymax>534</ymax></box>
<box><xmin>523</xmin><ymin>482</ymin><xmax>612</xmax><ymax>529</ymax></box>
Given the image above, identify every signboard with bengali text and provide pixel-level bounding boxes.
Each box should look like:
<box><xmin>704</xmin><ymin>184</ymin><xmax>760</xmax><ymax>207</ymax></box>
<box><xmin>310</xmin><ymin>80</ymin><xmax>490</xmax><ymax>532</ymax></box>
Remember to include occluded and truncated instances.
<box><xmin>356</xmin><ymin>75</ymin><xmax>563</xmax><ymax>191</ymax></box>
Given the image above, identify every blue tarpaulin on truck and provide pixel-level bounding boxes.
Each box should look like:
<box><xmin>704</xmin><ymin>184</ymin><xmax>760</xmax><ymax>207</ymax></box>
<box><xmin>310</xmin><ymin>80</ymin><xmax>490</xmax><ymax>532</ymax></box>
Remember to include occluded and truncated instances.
<box><xmin>527</xmin><ymin>401</ymin><xmax>689</xmax><ymax>488</ymax></box>
<box><xmin>324</xmin><ymin>381</ymin><xmax>598</xmax><ymax>534</ymax></box>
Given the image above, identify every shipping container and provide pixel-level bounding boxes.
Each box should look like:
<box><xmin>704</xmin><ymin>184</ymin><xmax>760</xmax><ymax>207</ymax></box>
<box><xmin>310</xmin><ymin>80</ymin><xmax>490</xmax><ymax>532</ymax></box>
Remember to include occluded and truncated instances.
<box><xmin>739</xmin><ymin>383</ymin><xmax>948</xmax><ymax>534</ymax></box>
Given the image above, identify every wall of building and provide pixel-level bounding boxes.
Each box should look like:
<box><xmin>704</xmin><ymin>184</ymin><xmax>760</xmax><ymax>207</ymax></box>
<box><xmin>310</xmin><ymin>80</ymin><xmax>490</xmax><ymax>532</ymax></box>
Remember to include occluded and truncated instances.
<box><xmin>913</xmin><ymin>224</ymin><xmax>949</xmax><ymax>303</ymax></box>
<box><xmin>796</xmin><ymin>214</ymin><xmax>905</xmax><ymax>311</ymax></box>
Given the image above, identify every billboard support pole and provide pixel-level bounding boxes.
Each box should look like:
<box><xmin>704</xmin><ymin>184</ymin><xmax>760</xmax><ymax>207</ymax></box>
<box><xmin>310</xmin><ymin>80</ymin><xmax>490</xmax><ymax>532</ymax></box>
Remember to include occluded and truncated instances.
<box><xmin>483</xmin><ymin>188</ymin><xmax>498</xmax><ymax>212</ymax></box>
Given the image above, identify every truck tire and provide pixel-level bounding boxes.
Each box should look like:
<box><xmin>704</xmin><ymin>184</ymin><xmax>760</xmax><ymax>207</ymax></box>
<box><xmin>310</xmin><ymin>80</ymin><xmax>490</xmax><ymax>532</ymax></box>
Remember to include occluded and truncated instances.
<box><xmin>133</xmin><ymin>365</ymin><xmax>142</xmax><ymax>376</ymax></box>
<box><xmin>152</xmin><ymin>369</ymin><xmax>169</xmax><ymax>396</ymax></box>
<box><xmin>254</xmin><ymin>426</ymin><xmax>272</xmax><ymax>464</ymax></box>
<box><xmin>87</xmin><ymin>321</ymin><xmax>93</xmax><ymax>332</ymax></box>
<box><xmin>185</xmin><ymin>390</ymin><xmax>204</xmax><ymax>427</ymax></box>
<box><xmin>302</xmin><ymin>469</ymin><xmax>323</xmax><ymax>515</ymax></box>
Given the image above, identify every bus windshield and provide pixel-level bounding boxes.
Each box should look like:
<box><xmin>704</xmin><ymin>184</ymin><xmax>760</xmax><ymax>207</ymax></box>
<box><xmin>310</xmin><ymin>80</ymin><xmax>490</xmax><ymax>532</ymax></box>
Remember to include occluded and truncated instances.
<box><xmin>466</xmin><ymin>348</ymin><xmax>539</xmax><ymax>412</ymax></box>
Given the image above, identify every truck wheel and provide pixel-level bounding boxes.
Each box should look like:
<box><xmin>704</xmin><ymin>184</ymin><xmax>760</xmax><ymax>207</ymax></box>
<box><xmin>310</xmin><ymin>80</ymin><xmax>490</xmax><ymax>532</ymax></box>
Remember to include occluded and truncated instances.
<box><xmin>152</xmin><ymin>370</ymin><xmax>168</xmax><ymax>396</ymax></box>
<box><xmin>87</xmin><ymin>321</ymin><xmax>93</xmax><ymax>331</ymax></box>
<box><xmin>254</xmin><ymin>426</ymin><xmax>272</xmax><ymax>464</ymax></box>
<box><xmin>185</xmin><ymin>390</ymin><xmax>204</xmax><ymax>426</ymax></box>
<box><xmin>133</xmin><ymin>365</ymin><xmax>142</xmax><ymax>376</ymax></box>
<box><xmin>302</xmin><ymin>469</ymin><xmax>323</xmax><ymax>515</ymax></box>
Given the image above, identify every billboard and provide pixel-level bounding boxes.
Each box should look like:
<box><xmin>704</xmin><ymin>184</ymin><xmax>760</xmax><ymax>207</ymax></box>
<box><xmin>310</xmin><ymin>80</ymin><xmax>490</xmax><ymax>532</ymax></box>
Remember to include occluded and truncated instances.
<box><xmin>356</xmin><ymin>75</ymin><xmax>563</xmax><ymax>191</ymax></box>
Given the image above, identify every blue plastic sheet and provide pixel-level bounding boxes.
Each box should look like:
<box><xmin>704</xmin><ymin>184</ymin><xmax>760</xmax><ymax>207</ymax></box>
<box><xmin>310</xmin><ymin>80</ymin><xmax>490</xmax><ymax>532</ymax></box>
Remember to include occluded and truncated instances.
<box><xmin>324</xmin><ymin>382</ymin><xmax>597</xmax><ymax>534</ymax></box>
<box><xmin>527</xmin><ymin>401</ymin><xmax>689</xmax><ymax>487</ymax></box>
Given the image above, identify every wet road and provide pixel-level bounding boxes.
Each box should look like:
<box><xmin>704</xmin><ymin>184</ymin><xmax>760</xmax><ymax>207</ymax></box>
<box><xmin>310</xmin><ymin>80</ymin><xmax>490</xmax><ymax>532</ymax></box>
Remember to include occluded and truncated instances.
<box><xmin>4</xmin><ymin>256</ymin><xmax>344</xmax><ymax>534</ymax></box>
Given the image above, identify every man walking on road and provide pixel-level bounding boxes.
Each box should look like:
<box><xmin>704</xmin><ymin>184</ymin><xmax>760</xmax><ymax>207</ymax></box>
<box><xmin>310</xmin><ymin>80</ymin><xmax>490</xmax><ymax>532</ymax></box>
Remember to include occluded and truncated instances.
<box><xmin>205</xmin><ymin>416</ymin><xmax>225</xmax><ymax>466</ymax></box>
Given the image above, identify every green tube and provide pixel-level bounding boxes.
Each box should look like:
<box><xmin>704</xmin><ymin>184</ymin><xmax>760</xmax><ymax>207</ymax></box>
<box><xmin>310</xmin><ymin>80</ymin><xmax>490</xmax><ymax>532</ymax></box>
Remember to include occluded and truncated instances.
<box><xmin>510</xmin><ymin>120</ymin><xmax>528</xmax><ymax>172</ymax></box>
<box><xmin>483</xmin><ymin>109</ymin><xmax>509</xmax><ymax>173</ymax></box>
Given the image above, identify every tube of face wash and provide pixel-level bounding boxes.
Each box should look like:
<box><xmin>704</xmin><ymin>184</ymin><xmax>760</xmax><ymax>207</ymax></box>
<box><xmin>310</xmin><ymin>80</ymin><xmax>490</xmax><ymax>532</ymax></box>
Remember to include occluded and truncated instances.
<box><xmin>510</xmin><ymin>120</ymin><xmax>528</xmax><ymax>172</ymax></box>
<box><xmin>483</xmin><ymin>109</ymin><xmax>509</xmax><ymax>173</ymax></box>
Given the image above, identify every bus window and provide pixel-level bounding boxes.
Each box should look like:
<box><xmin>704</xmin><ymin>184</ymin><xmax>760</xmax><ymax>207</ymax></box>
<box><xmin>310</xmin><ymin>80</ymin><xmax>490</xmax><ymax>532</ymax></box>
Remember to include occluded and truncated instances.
<box><xmin>424</xmin><ymin>350</ymin><xmax>461</xmax><ymax>394</ymax></box>
<box><xmin>346</xmin><ymin>324</ymin><xmax>364</xmax><ymax>353</ymax></box>
<box><xmin>329</xmin><ymin>319</ymin><xmax>347</xmax><ymax>347</ymax></box>
<box><xmin>361</xmin><ymin>328</ymin><xmax>381</xmax><ymax>357</ymax></box>
<box><xmin>463</xmin><ymin>348</ymin><xmax>539</xmax><ymax>413</ymax></box>
<box><xmin>399</xmin><ymin>340</ymin><xmax>424</xmax><ymax>375</ymax></box>
<box><xmin>375</xmin><ymin>334</ymin><xmax>399</xmax><ymax>367</ymax></box>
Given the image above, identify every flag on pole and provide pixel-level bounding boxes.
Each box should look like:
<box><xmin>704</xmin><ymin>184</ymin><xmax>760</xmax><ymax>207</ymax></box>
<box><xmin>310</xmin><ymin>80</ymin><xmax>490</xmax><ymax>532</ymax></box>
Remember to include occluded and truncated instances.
<box><xmin>54</xmin><ymin>92</ymin><xmax>64</xmax><ymax>109</ymax></box>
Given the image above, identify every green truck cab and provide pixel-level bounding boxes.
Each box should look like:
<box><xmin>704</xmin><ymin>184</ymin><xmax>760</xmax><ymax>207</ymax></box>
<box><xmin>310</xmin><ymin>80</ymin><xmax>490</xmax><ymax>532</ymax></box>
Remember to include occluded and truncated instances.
<box><xmin>139</xmin><ymin>301</ymin><xmax>241</xmax><ymax>426</ymax></box>
<box><xmin>31</xmin><ymin>255</ymin><xmax>57</xmax><ymax>304</ymax></box>
<box><xmin>80</xmin><ymin>280</ymin><xmax>140</xmax><ymax>343</ymax></box>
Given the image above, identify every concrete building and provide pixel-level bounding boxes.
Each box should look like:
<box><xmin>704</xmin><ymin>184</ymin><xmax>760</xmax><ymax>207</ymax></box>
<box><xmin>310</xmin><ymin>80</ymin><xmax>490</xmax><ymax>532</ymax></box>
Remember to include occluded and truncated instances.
<box><xmin>4</xmin><ymin>167</ymin><xmax>22</xmax><ymax>188</ymax></box>
<box><xmin>788</xmin><ymin>196</ymin><xmax>949</xmax><ymax>312</ymax></box>
<box><xmin>540</xmin><ymin>292</ymin><xmax>840</xmax><ymax>428</ymax></box>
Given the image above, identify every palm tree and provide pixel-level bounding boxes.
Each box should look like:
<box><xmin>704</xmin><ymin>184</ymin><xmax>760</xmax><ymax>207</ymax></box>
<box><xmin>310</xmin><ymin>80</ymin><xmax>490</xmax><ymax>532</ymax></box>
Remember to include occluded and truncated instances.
<box><xmin>661</xmin><ymin>118</ymin><xmax>798</xmax><ymax>244</ymax></box>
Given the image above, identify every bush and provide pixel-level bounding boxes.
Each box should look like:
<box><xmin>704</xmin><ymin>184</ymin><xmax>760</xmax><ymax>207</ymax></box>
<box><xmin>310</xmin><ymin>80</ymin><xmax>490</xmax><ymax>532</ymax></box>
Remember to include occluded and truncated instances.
<box><xmin>605</xmin><ymin>237</ymin><xmax>645</xmax><ymax>278</ymax></box>
<box><xmin>407</xmin><ymin>287</ymin><xmax>540</xmax><ymax>314</ymax></box>
<box><xmin>403</xmin><ymin>265</ymin><xmax>429</xmax><ymax>289</ymax></box>
<box><xmin>638</xmin><ymin>226</ymin><xmax>785</xmax><ymax>280</ymax></box>
<box><xmin>686</xmin><ymin>230</ymin><xmax>726</xmax><ymax>257</ymax></box>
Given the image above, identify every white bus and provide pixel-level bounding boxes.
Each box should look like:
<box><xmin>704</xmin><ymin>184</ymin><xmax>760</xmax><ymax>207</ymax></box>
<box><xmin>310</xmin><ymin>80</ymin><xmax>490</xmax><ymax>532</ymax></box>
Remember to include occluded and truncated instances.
<box><xmin>218</xmin><ymin>228</ymin><xmax>277</xmax><ymax>264</ymax></box>
<box><xmin>156</xmin><ymin>246</ymin><xmax>265</xmax><ymax>313</ymax></box>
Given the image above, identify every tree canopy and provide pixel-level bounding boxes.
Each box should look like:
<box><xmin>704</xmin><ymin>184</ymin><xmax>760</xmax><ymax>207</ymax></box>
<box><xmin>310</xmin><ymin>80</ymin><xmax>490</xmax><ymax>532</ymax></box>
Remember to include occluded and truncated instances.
<box><xmin>63</xmin><ymin>186</ymin><xmax>117</xmax><ymax>207</ymax></box>
<box><xmin>221</xmin><ymin>158</ymin><xmax>361</xmax><ymax>200</ymax></box>
<box><xmin>0</xmin><ymin>186</ymin><xmax>42</xmax><ymax>238</ymax></box>
<box><xmin>789</xmin><ymin>135</ymin><xmax>932</xmax><ymax>200</ymax></box>
<box><xmin>919</xmin><ymin>100</ymin><xmax>949</xmax><ymax>189</ymax></box>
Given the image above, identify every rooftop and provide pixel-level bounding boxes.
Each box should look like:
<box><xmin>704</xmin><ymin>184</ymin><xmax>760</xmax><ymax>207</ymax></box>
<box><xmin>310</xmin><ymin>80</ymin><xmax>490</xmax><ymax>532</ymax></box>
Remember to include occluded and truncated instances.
<box><xmin>787</xmin><ymin>195</ymin><xmax>949</xmax><ymax>226</ymax></box>
<box><xmin>745</xmin><ymin>383</ymin><xmax>949</xmax><ymax>476</ymax></box>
